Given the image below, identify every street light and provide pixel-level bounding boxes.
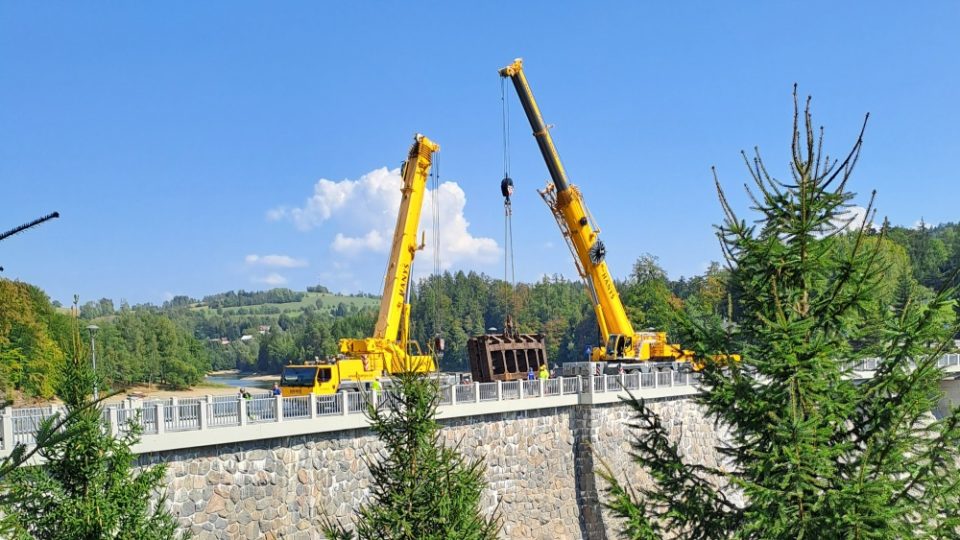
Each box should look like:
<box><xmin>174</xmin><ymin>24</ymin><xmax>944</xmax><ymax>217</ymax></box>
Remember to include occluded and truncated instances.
<box><xmin>86</xmin><ymin>324</ymin><xmax>99</xmax><ymax>400</ymax></box>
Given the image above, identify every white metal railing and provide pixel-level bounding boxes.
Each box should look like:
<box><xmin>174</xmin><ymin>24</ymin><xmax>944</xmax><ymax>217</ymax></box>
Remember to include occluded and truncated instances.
<box><xmin>479</xmin><ymin>382</ymin><xmax>498</xmax><ymax>401</ymax></box>
<box><xmin>208</xmin><ymin>400</ymin><xmax>240</xmax><ymax>428</ymax></box>
<box><xmin>316</xmin><ymin>394</ymin><xmax>342</xmax><ymax>416</ymax></box>
<box><xmin>562</xmin><ymin>377</ymin><xmax>581</xmax><ymax>395</ymax></box>
<box><xmin>11</xmin><ymin>407</ymin><xmax>57</xmax><ymax>446</ymax></box>
<box><xmin>3</xmin><ymin>354</ymin><xmax>957</xmax><ymax>451</ymax></box>
<box><xmin>456</xmin><ymin>384</ymin><xmax>477</xmax><ymax>403</ymax></box>
<box><xmin>346</xmin><ymin>392</ymin><xmax>365</xmax><ymax>414</ymax></box>
<box><xmin>543</xmin><ymin>378</ymin><xmax>561</xmax><ymax>396</ymax></box>
<box><xmin>164</xmin><ymin>402</ymin><xmax>201</xmax><ymax>432</ymax></box>
<box><xmin>846</xmin><ymin>353</ymin><xmax>960</xmax><ymax>372</ymax></box>
<box><xmin>284</xmin><ymin>396</ymin><xmax>311</xmax><ymax>420</ymax></box>
<box><xmin>501</xmin><ymin>381</ymin><xmax>520</xmax><ymax>400</ymax></box>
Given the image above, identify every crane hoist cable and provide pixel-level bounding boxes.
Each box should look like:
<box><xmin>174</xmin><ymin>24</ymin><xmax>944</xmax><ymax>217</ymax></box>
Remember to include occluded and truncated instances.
<box><xmin>430</xmin><ymin>152</ymin><xmax>444</xmax><ymax>354</ymax></box>
<box><xmin>500</xmin><ymin>78</ymin><xmax>517</xmax><ymax>334</ymax></box>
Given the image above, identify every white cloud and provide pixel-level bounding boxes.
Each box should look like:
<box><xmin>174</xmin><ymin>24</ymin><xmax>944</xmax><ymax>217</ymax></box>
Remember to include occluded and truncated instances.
<box><xmin>332</xmin><ymin>230</ymin><xmax>387</xmax><ymax>254</ymax></box>
<box><xmin>268</xmin><ymin>173</ymin><xmax>366</xmax><ymax>231</ymax></box>
<box><xmin>254</xmin><ymin>273</ymin><xmax>288</xmax><ymax>286</ymax></box>
<box><xmin>270</xmin><ymin>166</ymin><xmax>499</xmax><ymax>272</ymax></box>
<box><xmin>265</xmin><ymin>207</ymin><xmax>287</xmax><ymax>221</ymax></box>
<box><xmin>245</xmin><ymin>254</ymin><xmax>308</xmax><ymax>268</ymax></box>
<box><xmin>831</xmin><ymin>205</ymin><xmax>871</xmax><ymax>233</ymax></box>
<box><xmin>422</xmin><ymin>181</ymin><xmax>499</xmax><ymax>270</ymax></box>
<box><xmin>911</xmin><ymin>218</ymin><xmax>940</xmax><ymax>230</ymax></box>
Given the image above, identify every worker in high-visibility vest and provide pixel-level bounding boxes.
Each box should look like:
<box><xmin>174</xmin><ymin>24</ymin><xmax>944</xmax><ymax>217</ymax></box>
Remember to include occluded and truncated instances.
<box><xmin>538</xmin><ymin>364</ymin><xmax>549</xmax><ymax>381</ymax></box>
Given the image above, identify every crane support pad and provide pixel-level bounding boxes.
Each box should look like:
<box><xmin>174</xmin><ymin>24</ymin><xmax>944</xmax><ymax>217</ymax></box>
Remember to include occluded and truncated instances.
<box><xmin>468</xmin><ymin>333</ymin><xmax>548</xmax><ymax>383</ymax></box>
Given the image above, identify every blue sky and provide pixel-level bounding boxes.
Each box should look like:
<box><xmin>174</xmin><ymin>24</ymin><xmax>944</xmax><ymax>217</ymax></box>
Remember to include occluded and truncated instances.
<box><xmin>2</xmin><ymin>2</ymin><xmax>958</xmax><ymax>305</ymax></box>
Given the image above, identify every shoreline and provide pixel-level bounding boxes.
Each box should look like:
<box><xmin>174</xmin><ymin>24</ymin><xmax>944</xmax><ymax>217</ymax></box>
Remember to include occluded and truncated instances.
<box><xmin>11</xmin><ymin>371</ymin><xmax>283</xmax><ymax>407</ymax></box>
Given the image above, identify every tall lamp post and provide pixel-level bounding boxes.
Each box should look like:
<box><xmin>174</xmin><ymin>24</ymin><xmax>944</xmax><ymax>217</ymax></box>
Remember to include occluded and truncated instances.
<box><xmin>86</xmin><ymin>324</ymin><xmax>99</xmax><ymax>400</ymax></box>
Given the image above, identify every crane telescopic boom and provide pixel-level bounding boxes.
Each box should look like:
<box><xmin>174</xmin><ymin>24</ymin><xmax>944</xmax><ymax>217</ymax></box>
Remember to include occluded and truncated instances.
<box><xmin>280</xmin><ymin>135</ymin><xmax>438</xmax><ymax>397</ymax></box>
<box><xmin>499</xmin><ymin>58</ymin><xmax>635</xmax><ymax>359</ymax></box>
<box><xmin>499</xmin><ymin>58</ymin><xmax>691</xmax><ymax>368</ymax></box>
<box><xmin>374</xmin><ymin>134</ymin><xmax>440</xmax><ymax>342</ymax></box>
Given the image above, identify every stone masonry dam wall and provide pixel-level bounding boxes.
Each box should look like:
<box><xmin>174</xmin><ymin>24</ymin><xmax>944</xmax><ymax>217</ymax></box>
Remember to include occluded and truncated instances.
<box><xmin>140</xmin><ymin>395</ymin><xmax>727</xmax><ymax>540</ymax></box>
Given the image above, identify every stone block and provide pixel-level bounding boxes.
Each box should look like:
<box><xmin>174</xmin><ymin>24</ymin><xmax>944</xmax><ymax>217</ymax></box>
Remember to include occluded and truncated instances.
<box><xmin>204</xmin><ymin>493</ymin><xmax>226</xmax><ymax>514</ymax></box>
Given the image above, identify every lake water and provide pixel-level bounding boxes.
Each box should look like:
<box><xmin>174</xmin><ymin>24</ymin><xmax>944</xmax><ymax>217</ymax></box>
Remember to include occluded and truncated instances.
<box><xmin>204</xmin><ymin>374</ymin><xmax>274</xmax><ymax>390</ymax></box>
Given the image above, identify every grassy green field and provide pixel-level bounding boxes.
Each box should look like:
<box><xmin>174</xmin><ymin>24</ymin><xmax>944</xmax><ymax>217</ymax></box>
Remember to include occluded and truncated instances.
<box><xmin>190</xmin><ymin>291</ymin><xmax>380</xmax><ymax>317</ymax></box>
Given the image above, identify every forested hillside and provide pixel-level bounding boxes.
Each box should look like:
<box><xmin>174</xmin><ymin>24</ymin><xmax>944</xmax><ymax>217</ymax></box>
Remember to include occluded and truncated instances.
<box><xmin>0</xmin><ymin>284</ymin><xmax>381</xmax><ymax>399</ymax></box>
<box><xmin>2</xmin><ymin>221</ymin><xmax>958</xmax><ymax>400</ymax></box>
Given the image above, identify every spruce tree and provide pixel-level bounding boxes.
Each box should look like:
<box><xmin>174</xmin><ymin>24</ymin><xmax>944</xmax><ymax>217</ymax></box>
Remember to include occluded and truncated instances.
<box><xmin>602</xmin><ymin>88</ymin><xmax>960</xmax><ymax>539</ymax></box>
<box><xmin>0</xmin><ymin>314</ymin><xmax>179</xmax><ymax>540</ymax></box>
<box><xmin>324</xmin><ymin>370</ymin><xmax>500</xmax><ymax>540</ymax></box>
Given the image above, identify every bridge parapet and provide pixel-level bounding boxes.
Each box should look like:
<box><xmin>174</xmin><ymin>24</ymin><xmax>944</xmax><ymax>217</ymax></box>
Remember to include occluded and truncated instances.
<box><xmin>1</xmin><ymin>353</ymin><xmax>958</xmax><ymax>457</ymax></box>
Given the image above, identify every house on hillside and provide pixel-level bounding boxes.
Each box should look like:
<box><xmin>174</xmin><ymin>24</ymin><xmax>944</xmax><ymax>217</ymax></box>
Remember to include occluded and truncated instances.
<box><xmin>258</xmin><ymin>325</ymin><xmax>270</xmax><ymax>335</ymax></box>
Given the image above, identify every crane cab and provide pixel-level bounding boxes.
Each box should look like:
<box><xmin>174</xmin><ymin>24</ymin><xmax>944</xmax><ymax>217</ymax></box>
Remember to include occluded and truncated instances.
<box><xmin>280</xmin><ymin>357</ymin><xmax>384</xmax><ymax>397</ymax></box>
<box><xmin>280</xmin><ymin>364</ymin><xmax>344</xmax><ymax>396</ymax></box>
<box><xmin>605</xmin><ymin>333</ymin><xmax>632</xmax><ymax>360</ymax></box>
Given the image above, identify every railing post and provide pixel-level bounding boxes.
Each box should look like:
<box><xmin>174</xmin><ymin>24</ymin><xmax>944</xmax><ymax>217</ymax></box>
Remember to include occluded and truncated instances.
<box><xmin>474</xmin><ymin>382</ymin><xmax>481</xmax><ymax>403</ymax></box>
<box><xmin>496</xmin><ymin>381</ymin><xmax>503</xmax><ymax>401</ymax></box>
<box><xmin>519</xmin><ymin>380</ymin><xmax>525</xmax><ymax>399</ymax></box>
<box><xmin>341</xmin><ymin>392</ymin><xmax>349</xmax><ymax>416</ymax></box>
<box><xmin>619</xmin><ymin>373</ymin><xmax>626</xmax><ymax>391</ymax></box>
<box><xmin>1</xmin><ymin>406</ymin><xmax>13</xmax><ymax>450</ymax></box>
<box><xmin>451</xmin><ymin>385</ymin><xmax>457</xmax><ymax>406</ymax></box>
<box><xmin>198</xmin><ymin>397</ymin><xmax>210</xmax><ymax>430</ymax></box>
<box><xmin>586</xmin><ymin>375</ymin><xmax>593</xmax><ymax>394</ymax></box>
<box><xmin>539</xmin><ymin>379</ymin><xmax>545</xmax><ymax>397</ymax></box>
<box><xmin>239</xmin><ymin>398</ymin><xmax>248</xmax><ymax>426</ymax></box>
<box><xmin>155</xmin><ymin>404</ymin><xmax>165</xmax><ymax>435</ymax></box>
<box><xmin>653</xmin><ymin>371</ymin><xmax>659</xmax><ymax>388</ymax></box>
<box><xmin>108</xmin><ymin>406</ymin><xmax>120</xmax><ymax>436</ymax></box>
<box><xmin>275</xmin><ymin>395</ymin><xmax>284</xmax><ymax>423</ymax></box>
<box><xmin>170</xmin><ymin>397</ymin><xmax>179</xmax><ymax>428</ymax></box>
<box><xmin>309</xmin><ymin>393</ymin><xmax>318</xmax><ymax>419</ymax></box>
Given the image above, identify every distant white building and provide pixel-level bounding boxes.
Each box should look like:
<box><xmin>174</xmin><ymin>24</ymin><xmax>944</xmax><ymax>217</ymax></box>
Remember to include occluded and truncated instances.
<box><xmin>240</xmin><ymin>335</ymin><xmax>254</xmax><ymax>342</ymax></box>
<box><xmin>258</xmin><ymin>325</ymin><xmax>271</xmax><ymax>335</ymax></box>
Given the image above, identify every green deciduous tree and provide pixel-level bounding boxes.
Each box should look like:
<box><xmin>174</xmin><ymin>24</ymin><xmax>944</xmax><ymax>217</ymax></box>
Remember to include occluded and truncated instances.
<box><xmin>0</xmin><ymin>279</ymin><xmax>67</xmax><ymax>398</ymax></box>
<box><xmin>621</xmin><ymin>254</ymin><xmax>683</xmax><ymax>334</ymax></box>
<box><xmin>324</xmin><ymin>370</ymin><xmax>500</xmax><ymax>540</ymax></box>
<box><xmin>603</xmin><ymin>89</ymin><xmax>960</xmax><ymax>539</ymax></box>
<box><xmin>0</xmin><ymin>314</ymin><xmax>179</xmax><ymax>540</ymax></box>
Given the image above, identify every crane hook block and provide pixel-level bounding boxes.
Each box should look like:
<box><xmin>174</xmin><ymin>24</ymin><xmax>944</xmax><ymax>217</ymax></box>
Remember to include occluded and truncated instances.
<box><xmin>500</xmin><ymin>176</ymin><xmax>514</xmax><ymax>201</ymax></box>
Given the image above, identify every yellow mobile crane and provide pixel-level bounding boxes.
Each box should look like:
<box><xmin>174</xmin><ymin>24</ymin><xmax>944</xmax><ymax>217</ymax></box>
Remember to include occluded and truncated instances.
<box><xmin>499</xmin><ymin>59</ymin><xmax>693</xmax><ymax>374</ymax></box>
<box><xmin>281</xmin><ymin>134</ymin><xmax>439</xmax><ymax>396</ymax></box>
